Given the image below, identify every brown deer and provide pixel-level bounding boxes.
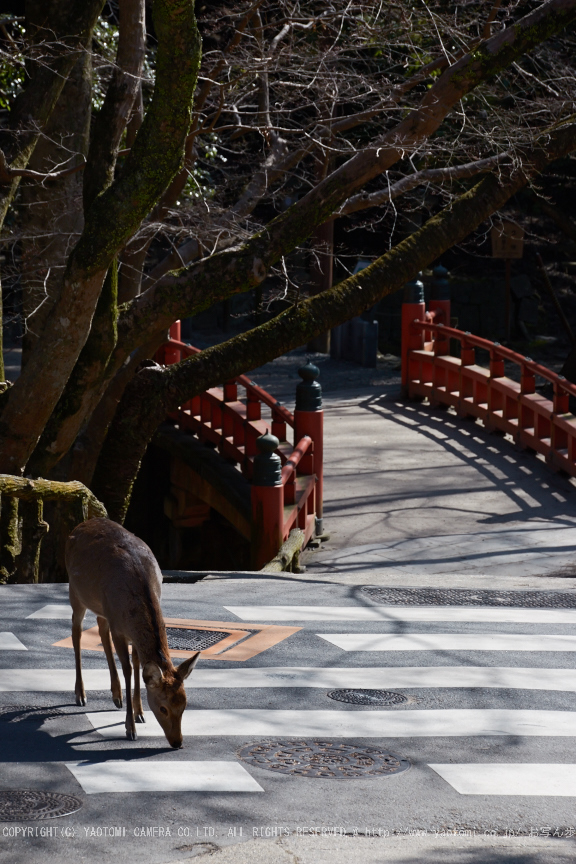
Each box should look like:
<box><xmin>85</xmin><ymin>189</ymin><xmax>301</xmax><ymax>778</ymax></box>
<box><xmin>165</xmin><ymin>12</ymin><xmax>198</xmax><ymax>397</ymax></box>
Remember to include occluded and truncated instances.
<box><xmin>66</xmin><ymin>518</ymin><xmax>200</xmax><ymax>748</ymax></box>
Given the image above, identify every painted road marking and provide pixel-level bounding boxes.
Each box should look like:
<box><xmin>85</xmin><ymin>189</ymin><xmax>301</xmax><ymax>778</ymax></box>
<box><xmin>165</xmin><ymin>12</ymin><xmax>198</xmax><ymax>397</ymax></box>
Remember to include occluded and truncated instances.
<box><xmin>26</xmin><ymin>605</ymin><xmax>71</xmax><ymax>620</ymax></box>
<box><xmin>317</xmin><ymin>634</ymin><xmax>576</xmax><ymax>652</ymax></box>
<box><xmin>66</xmin><ymin>760</ymin><xmax>263</xmax><ymax>794</ymax></box>
<box><xmin>0</xmin><ymin>633</ymin><xmax>27</xmax><ymax>651</ymax></box>
<box><xmin>225</xmin><ymin>605</ymin><xmax>576</xmax><ymax>624</ymax></box>
<box><xmin>0</xmin><ymin>669</ymin><xmax>111</xmax><ymax>690</ymax></box>
<box><xmin>86</xmin><ymin>709</ymin><xmax>576</xmax><ymax>738</ymax></box>
<box><xmin>429</xmin><ymin>763</ymin><xmax>576</xmax><ymax>796</ymax></box>
<box><xmin>1</xmin><ymin>667</ymin><xmax>574</xmax><ymax>692</ymax></box>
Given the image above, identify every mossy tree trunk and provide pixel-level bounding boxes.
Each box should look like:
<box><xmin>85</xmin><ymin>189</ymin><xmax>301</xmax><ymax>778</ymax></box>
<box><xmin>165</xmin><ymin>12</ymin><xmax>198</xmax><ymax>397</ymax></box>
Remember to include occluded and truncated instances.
<box><xmin>0</xmin><ymin>496</ymin><xmax>19</xmax><ymax>584</ymax></box>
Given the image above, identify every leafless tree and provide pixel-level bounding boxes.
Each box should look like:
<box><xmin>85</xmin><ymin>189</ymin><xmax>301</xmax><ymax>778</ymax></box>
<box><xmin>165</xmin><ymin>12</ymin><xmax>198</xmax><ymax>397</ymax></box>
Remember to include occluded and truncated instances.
<box><xmin>1</xmin><ymin>0</ymin><xmax>575</xmax><ymax>578</ymax></box>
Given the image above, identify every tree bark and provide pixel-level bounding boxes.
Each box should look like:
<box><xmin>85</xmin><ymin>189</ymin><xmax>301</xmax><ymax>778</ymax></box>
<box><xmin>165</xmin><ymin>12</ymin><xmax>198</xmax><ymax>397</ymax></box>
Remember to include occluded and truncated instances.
<box><xmin>0</xmin><ymin>495</ymin><xmax>19</xmax><ymax>583</ymax></box>
<box><xmin>19</xmin><ymin>49</ymin><xmax>92</xmax><ymax>366</ymax></box>
<box><xmin>0</xmin><ymin>0</ymin><xmax>202</xmax><ymax>475</ymax></box>
<box><xmin>0</xmin><ymin>474</ymin><xmax>107</xmax><ymax>518</ymax></box>
<box><xmin>83</xmin><ymin>0</ymin><xmax>146</xmax><ymax>209</ymax></box>
<box><xmin>26</xmin><ymin>263</ymin><xmax>118</xmax><ymax>478</ymax></box>
<box><xmin>14</xmin><ymin>499</ymin><xmax>49</xmax><ymax>584</ymax></box>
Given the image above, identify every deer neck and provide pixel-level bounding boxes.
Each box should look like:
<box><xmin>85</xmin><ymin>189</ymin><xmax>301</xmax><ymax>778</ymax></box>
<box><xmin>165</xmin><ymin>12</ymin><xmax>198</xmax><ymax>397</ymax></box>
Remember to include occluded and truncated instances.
<box><xmin>130</xmin><ymin>592</ymin><xmax>174</xmax><ymax>675</ymax></box>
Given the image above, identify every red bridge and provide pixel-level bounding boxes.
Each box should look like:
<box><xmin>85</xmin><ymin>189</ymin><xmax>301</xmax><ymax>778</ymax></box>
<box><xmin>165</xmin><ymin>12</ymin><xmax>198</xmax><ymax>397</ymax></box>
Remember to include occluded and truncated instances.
<box><xmin>402</xmin><ymin>275</ymin><xmax>576</xmax><ymax>477</ymax></box>
<box><xmin>155</xmin><ymin>282</ymin><xmax>576</xmax><ymax>572</ymax></box>
<box><xmin>156</xmin><ymin>323</ymin><xmax>324</xmax><ymax>569</ymax></box>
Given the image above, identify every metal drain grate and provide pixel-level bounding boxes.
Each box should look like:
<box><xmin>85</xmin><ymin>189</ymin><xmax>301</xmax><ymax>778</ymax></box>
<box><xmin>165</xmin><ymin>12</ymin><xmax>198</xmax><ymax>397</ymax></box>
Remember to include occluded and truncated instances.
<box><xmin>361</xmin><ymin>587</ymin><xmax>576</xmax><ymax>608</ymax></box>
<box><xmin>165</xmin><ymin>627</ymin><xmax>230</xmax><ymax>651</ymax></box>
<box><xmin>0</xmin><ymin>791</ymin><xmax>82</xmax><ymax>821</ymax></box>
<box><xmin>0</xmin><ymin>706</ymin><xmax>70</xmax><ymax>723</ymax></box>
<box><xmin>238</xmin><ymin>740</ymin><xmax>410</xmax><ymax>778</ymax></box>
<box><xmin>327</xmin><ymin>689</ymin><xmax>408</xmax><ymax>706</ymax></box>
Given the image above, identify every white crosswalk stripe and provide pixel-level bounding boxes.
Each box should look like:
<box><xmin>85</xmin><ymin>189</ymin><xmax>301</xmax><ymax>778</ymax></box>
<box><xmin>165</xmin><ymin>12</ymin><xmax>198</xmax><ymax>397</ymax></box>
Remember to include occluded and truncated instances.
<box><xmin>225</xmin><ymin>605</ymin><xmax>576</xmax><ymax>624</ymax></box>
<box><xmin>86</xmin><ymin>708</ymin><xmax>576</xmax><ymax>738</ymax></box>
<box><xmin>317</xmin><ymin>633</ymin><xmax>576</xmax><ymax>652</ymax></box>
<box><xmin>26</xmin><ymin>604</ymin><xmax>72</xmax><ymax>620</ymax></box>
<box><xmin>0</xmin><ymin>632</ymin><xmax>27</xmax><ymax>650</ymax></box>
<box><xmin>2</xmin><ymin>666</ymin><xmax>574</xmax><ymax>691</ymax></box>
<box><xmin>428</xmin><ymin>764</ymin><xmax>576</xmax><ymax>796</ymax></box>
<box><xmin>66</xmin><ymin>760</ymin><xmax>264</xmax><ymax>794</ymax></box>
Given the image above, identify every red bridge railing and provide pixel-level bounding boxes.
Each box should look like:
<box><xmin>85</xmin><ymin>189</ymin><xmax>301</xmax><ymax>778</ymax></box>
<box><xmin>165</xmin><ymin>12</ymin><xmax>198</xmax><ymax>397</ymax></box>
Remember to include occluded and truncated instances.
<box><xmin>402</xmin><ymin>278</ymin><xmax>576</xmax><ymax>476</ymax></box>
<box><xmin>156</xmin><ymin>322</ymin><xmax>323</xmax><ymax>568</ymax></box>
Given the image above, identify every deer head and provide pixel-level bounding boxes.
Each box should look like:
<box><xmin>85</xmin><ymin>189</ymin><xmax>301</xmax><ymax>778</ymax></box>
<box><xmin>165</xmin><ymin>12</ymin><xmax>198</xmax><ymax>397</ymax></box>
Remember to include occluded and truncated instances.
<box><xmin>143</xmin><ymin>652</ymin><xmax>201</xmax><ymax>749</ymax></box>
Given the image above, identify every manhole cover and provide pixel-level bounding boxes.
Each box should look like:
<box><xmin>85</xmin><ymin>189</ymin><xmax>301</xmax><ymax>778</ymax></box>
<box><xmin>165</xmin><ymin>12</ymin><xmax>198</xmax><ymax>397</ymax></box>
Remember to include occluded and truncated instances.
<box><xmin>238</xmin><ymin>740</ymin><xmax>410</xmax><ymax>778</ymax></box>
<box><xmin>0</xmin><ymin>791</ymin><xmax>82</xmax><ymax>821</ymax></box>
<box><xmin>165</xmin><ymin>628</ymin><xmax>230</xmax><ymax>651</ymax></box>
<box><xmin>361</xmin><ymin>587</ymin><xmax>576</xmax><ymax>609</ymax></box>
<box><xmin>327</xmin><ymin>689</ymin><xmax>408</xmax><ymax>706</ymax></box>
<box><xmin>0</xmin><ymin>706</ymin><xmax>69</xmax><ymax>723</ymax></box>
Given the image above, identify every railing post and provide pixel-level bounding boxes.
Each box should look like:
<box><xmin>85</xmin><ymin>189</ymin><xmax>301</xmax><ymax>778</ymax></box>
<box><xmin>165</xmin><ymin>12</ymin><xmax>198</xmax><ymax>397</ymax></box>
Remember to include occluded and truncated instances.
<box><xmin>294</xmin><ymin>362</ymin><xmax>324</xmax><ymax>536</ymax></box>
<box><xmin>164</xmin><ymin>320</ymin><xmax>182</xmax><ymax>365</ymax></box>
<box><xmin>553</xmin><ymin>376</ymin><xmax>570</xmax><ymax>415</ymax></box>
<box><xmin>251</xmin><ymin>433</ymin><xmax>284</xmax><ymax>569</ymax></box>
<box><xmin>401</xmin><ymin>275</ymin><xmax>425</xmax><ymax>396</ymax></box>
<box><xmin>430</xmin><ymin>265</ymin><xmax>450</xmax><ymax>355</ymax></box>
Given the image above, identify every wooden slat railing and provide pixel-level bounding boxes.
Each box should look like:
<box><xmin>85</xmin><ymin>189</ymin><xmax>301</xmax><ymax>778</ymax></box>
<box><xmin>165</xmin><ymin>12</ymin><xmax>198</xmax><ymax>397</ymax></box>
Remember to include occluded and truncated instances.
<box><xmin>155</xmin><ymin>324</ymin><xmax>323</xmax><ymax>568</ymax></box>
<box><xmin>403</xmin><ymin>300</ymin><xmax>576</xmax><ymax>475</ymax></box>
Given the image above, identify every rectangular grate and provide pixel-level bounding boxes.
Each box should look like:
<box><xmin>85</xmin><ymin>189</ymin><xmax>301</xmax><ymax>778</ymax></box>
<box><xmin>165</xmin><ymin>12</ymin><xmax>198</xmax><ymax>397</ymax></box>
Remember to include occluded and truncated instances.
<box><xmin>165</xmin><ymin>627</ymin><xmax>230</xmax><ymax>651</ymax></box>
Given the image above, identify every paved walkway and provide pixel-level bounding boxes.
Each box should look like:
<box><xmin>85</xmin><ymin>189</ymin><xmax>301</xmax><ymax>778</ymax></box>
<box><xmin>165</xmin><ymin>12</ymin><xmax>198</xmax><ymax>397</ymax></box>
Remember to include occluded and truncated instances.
<box><xmin>304</xmin><ymin>386</ymin><xmax>576</xmax><ymax>590</ymax></box>
<box><xmin>244</xmin><ymin>346</ymin><xmax>576</xmax><ymax>591</ymax></box>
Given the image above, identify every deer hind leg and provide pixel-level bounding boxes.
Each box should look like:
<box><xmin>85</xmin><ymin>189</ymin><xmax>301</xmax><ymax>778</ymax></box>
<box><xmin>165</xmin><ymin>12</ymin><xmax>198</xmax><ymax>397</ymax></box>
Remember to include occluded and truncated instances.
<box><xmin>97</xmin><ymin>616</ymin><xmax>122</xmax><ymax>709</ymax></box>
<box><xmin>70</xmin><ymin>589</ymin><xmax>87</xmax><ymax>707</ymax></box>
<box><xmin>111</xmin><ymin>632</ymin><xmax>136</xmax><ymax>741</ymax></box>
<box><xmin>131</xmin><ymin>646</ymin><xmax>145</xmax><ymax>723</ymax></box>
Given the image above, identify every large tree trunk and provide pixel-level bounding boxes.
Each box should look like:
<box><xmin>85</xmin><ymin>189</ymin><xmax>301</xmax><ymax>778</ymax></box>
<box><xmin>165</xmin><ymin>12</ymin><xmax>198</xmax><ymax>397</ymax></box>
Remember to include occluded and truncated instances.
<box><xmin>19</xmin><ymin>50</ymin><xmax>92</xmax><ymax>366</ymax></box>
<box><xmin>0</xmin><ymin>0</ymin><xmax>202</xmax><ymax>475</ymax></box>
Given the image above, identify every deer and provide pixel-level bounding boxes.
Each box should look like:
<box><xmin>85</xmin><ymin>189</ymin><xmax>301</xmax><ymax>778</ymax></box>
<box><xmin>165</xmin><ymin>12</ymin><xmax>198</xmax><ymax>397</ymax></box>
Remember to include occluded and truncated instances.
<box><xmin>65</xmin><ymin>517</ymin><xmax>200</xmax><ymax>748</ymax></box>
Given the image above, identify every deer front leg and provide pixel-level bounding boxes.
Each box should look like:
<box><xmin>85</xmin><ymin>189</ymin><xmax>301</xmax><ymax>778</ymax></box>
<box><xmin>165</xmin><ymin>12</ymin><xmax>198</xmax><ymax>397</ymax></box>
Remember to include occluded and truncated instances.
<box><xmin>97</xmin><ymin>616</ymin><xmax>122</xmax><ymax>709</ymax></box>
<box><xmin>70</xmin><ymin>591</ymin><xmax>86</xmax><ymax>707</ymax></box>
<box><xmin>131</xmin><ymin>646</ymin><xmax>145</xmax><ymax>723</ymax></box>
<box><xmin>112</xmin><ymin>633</ymin><xmax>136</xmax><ymax>741</ymax></box>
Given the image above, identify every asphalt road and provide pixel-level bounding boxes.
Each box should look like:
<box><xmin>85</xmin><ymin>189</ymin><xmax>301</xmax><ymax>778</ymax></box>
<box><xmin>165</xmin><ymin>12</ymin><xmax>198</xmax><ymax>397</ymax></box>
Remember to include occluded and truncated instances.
<box><xmin>1</xmin><ymin>575</ymin><xmax>576</xmax><ymax>864</ymax></box>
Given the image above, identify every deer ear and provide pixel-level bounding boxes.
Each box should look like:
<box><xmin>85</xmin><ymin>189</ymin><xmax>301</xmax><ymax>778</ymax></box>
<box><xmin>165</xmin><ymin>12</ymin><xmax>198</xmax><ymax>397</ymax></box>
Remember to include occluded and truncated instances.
<box><xmin>176</xmin><ymin>651</ymin><xmax>201</xmax><ymax>680</ymax></box>
<box><xmin>143</xmin><ymin>662</ymin><xmax>164</xmax><ymax>687</ymax></box>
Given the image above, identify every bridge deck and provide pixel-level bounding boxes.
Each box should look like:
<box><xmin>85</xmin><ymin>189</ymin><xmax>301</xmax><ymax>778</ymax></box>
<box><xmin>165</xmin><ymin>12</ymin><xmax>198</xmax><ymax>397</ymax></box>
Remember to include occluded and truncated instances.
<box><xmin>302</xmin><ymin>382</ymin><xmax>576</xmax><ymax>586</ymax></box>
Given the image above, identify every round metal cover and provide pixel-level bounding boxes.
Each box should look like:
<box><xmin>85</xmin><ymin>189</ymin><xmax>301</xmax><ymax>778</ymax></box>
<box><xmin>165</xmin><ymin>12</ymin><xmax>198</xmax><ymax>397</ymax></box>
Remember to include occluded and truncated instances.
<box><xmin>327</xmin><ymin>689</ymin><xmax>408</xmax><ymax>706</ymax></box>
<box><xmin>166</xmin><ymin>628</ymin><xmax>229</xmax><ymax>651</ymax></box>
<box><xmin>361</xmin><ymin>587</ymin><xmax>576</xmax><ymax>609</ymax></box>
<box><xmin>238</xmin><ymin>740</ymin><xmax>410</xmax><ymax>778</ymax></box>
<box><xmin>0</xmin><ymin>791</ymin><xmax>82</xmax><ymax>821</ymax></box>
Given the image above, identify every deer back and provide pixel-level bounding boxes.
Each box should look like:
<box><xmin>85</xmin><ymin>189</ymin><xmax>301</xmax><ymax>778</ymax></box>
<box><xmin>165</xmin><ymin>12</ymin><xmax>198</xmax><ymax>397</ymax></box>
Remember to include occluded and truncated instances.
<box><xmin>66</xmin><ymin>518</ymin><xmax>166</xmax><ymax>650</ymax></box>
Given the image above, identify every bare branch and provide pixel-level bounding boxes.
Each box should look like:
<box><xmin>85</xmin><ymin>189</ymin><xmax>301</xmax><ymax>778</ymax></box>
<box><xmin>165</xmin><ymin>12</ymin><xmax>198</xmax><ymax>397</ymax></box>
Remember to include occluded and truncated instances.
<box><xmin>0</xmin><ymin>148</ymin><xmax>85</xmax><ymax>184</ymax></box>
<box><xmin>339</xmin><ymin>153</ymin><xmax>512</xmax><ymax>216</ymax></box>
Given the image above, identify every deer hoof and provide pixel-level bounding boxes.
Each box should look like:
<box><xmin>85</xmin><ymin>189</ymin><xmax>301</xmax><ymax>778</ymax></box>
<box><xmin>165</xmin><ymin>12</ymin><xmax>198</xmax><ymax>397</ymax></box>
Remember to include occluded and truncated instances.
<box><xmin>113</xmin><ymin>697</ymin><xmax>122</xmax><ymax>709</ymax></box>
<box><xmin>125</xmin><ymin>727</ymin><xmax>137</xmax><ymax>741</ymax></box>
<box><xmin>75</xmin><ymin>694</ymin><xmax>86</xmax><ymax>707</ymax></box>
<box><xmin>135</xmin><ymin>713</ymin><xmax>146</xmax><ymax>723</ymax></box>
